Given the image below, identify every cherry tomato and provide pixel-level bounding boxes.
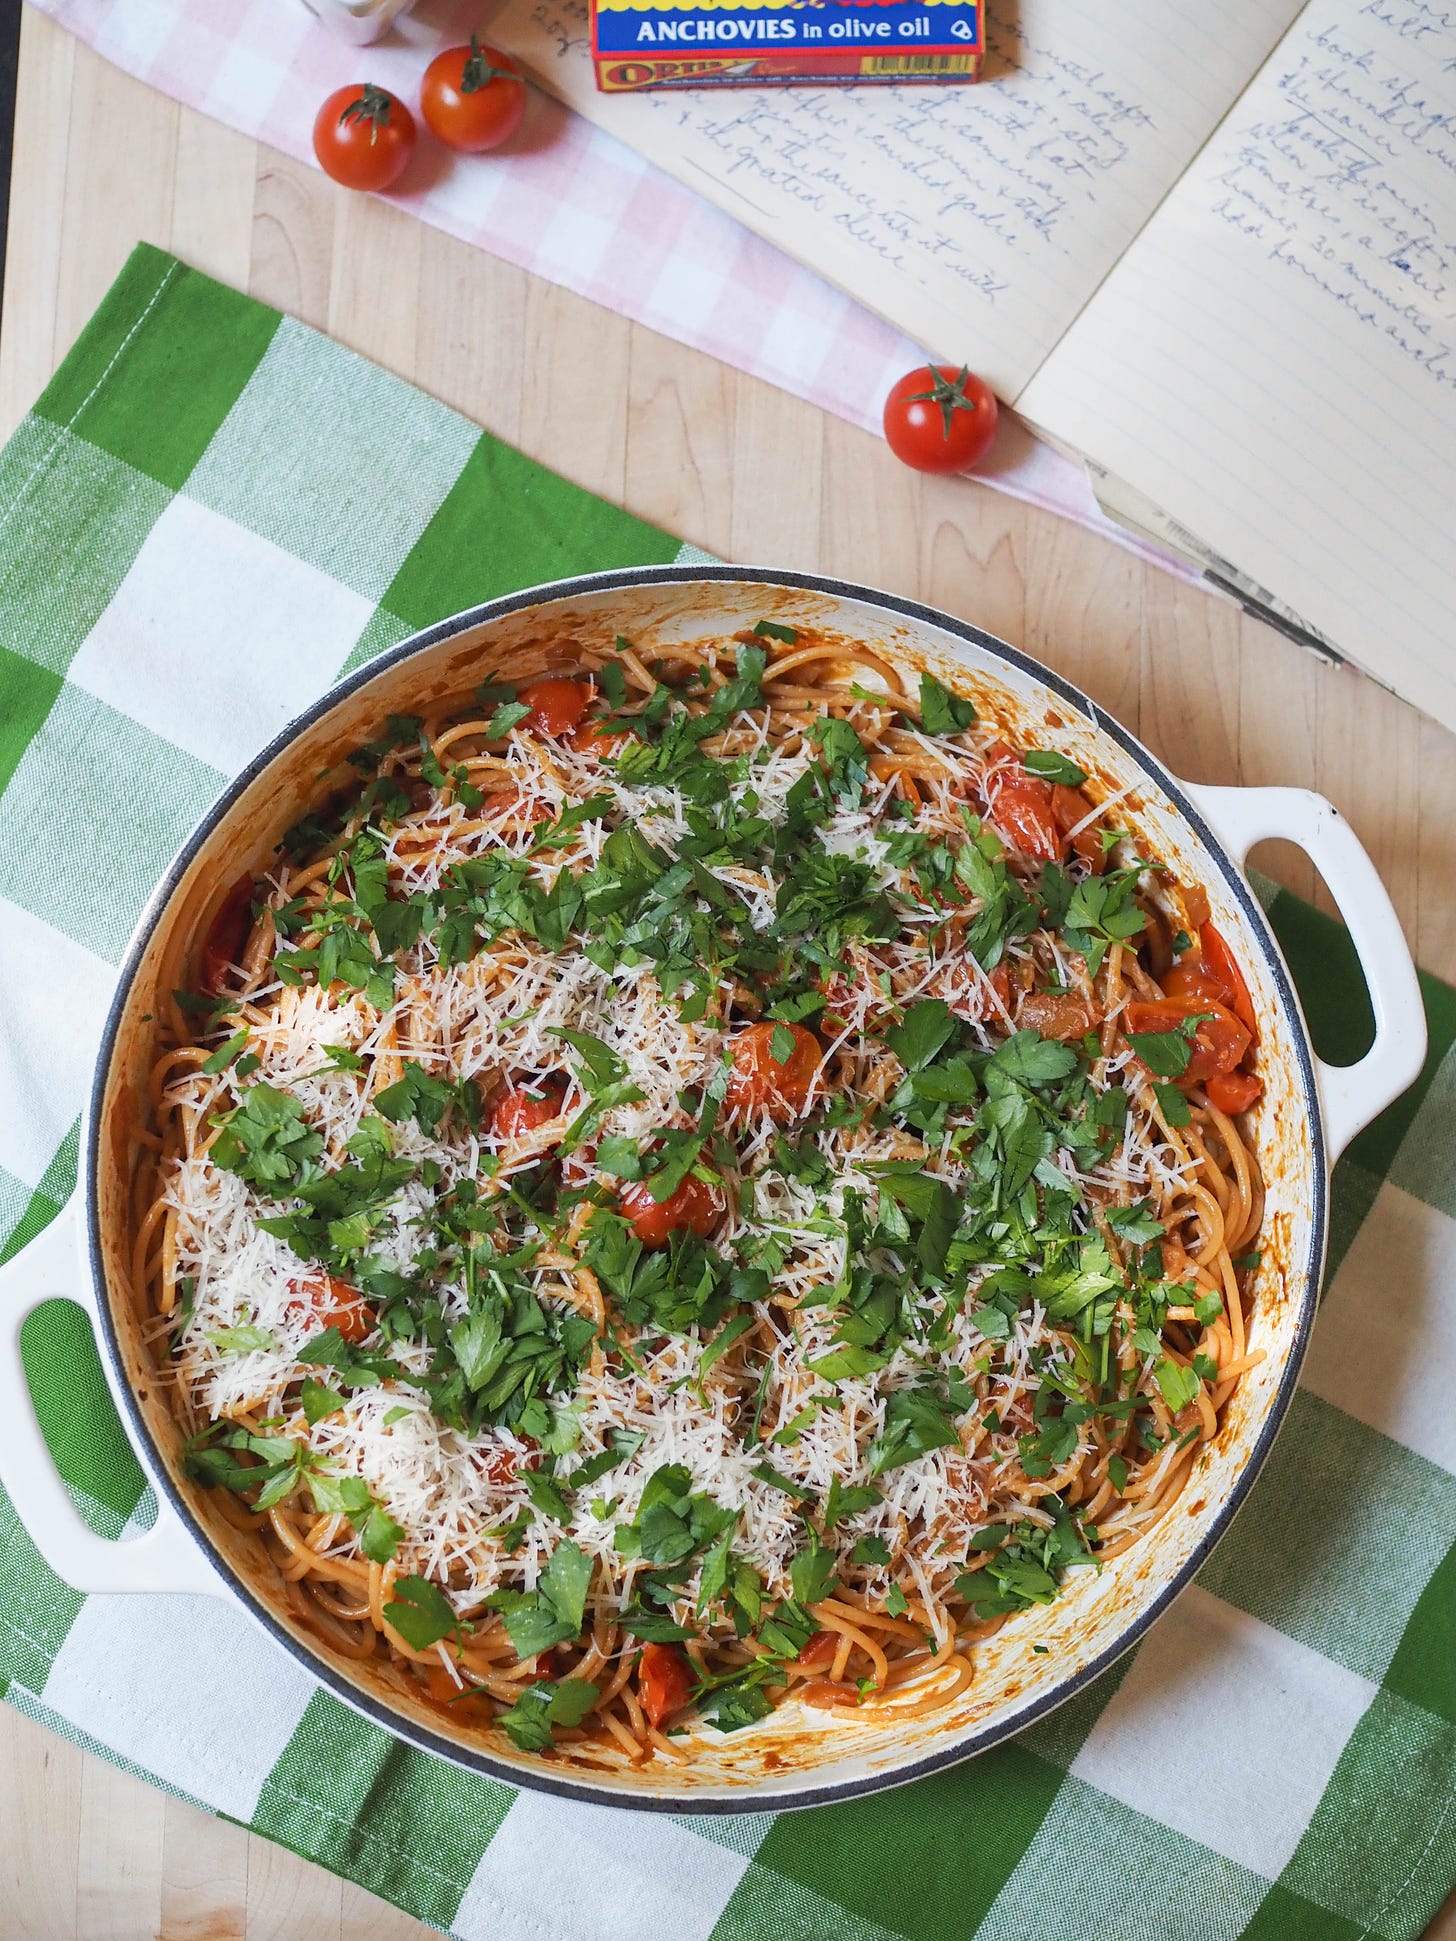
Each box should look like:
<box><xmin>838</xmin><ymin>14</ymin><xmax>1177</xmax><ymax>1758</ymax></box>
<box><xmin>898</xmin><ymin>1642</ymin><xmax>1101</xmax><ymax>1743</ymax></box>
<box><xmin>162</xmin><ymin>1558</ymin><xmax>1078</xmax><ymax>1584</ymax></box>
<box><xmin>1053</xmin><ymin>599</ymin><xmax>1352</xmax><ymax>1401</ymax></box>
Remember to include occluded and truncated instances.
<box><xmin>490</xmin><ymin>1077</ymin><xmax>568</xmax><ymax>1141</ymax></box>
<box><xmin>312</xmin><ymin>84</ymin><xmax>416</xmax><ymax>193</ymax></box>
<box><xmin>1016</xmin><ymin>988</ymin><xmax>1097</xmax><ymax>1043</ymax></box>
<box><xmin>200</xmin><ymin>874</ymin><xmax>255</xmax><ymax>993</ymax></box>
<box><xmin>1198</xmin><ymin>922</ymin><xmax>1257</xmax><ymax>1038</ymax></box>
<box><xmin>568</xmin><ymin>715</ymin><xmax>634</xmax><ymax>760</ymax></box>
<box><xmin>422</xmin><ymin>1658</ymin><xmax>465</xmax><ymax>1705</ymax></box>
<box><xmin>797</xmin><ymin>1677</ymin><xmax>860</xmax><ymax>1709</ymax></box>
<box><xmin>638</xmin><ymin>1642</ymin><xmax>693</xmax><ymax>1731</ymax></box>
<box><xmin>484</xmin><ymin>1438</ymin><xmax>536</xmax><ymax>1487</ymax></box>
<box><xmin>937</xmin><ymin>958</ymin><xmax>1015</xmax><ymax>1028</ymax></box>
<box><xmin>796</xmin><ymin>1629</ymin><xmax>839</xmax><ymax>1670</ymax></box>
<box><xmin>1162</xmin><ymin>928</ymin><xmax>1257</xmax><ymax>1046</ymax></box>
<box><xmin>419</xmin><ymin>1658</ymin><xmax>495</xmax><ymax>1723</ymax></box>
<box><xmin>420</xmin><ymin>37</ymin><xmax>527</xmax><ymax>153</ymax></box>
<box><xmin>483</xmin><ymin>787</ymin><xmax>553</xmax><ymax>829</ymax></box>
<box><xmin>1160</xmin><ymin>962</ymin><xmax>1228</xmax><ymax>1009</ymax></box>
<box><xmin>1123</xmin><ymin>997</ymin><xmax>1251</xmax><ymax>1086</ymax></box>
<box><xmin>288</xmin><ymin>1275</ymin><xmax>375</xmax><ymax>1344</ymax></box>
<box><xmin>517</xmin><ymin>677</ymin><xmax>594</xmax><ymax>740</ymax></box>
<box><xmin>1204</xmin><ymin>1068</ymin><xmax>1264</xmax><ymax>1115</ymax></box>
<box><xmin>883</xmin><ymin>364</ymin><xmax>999</xmax><ymax>475</ymax></box>
<box><xmin>619</xmin><ymin>1171</ymin><xmax>723</xmax><ymax>1248</ymax></box>
<box><xmin>724</xmin><ymin>1022</ymin><xmax>822</xmax><ymax>1122</ymax></box>
<box><xmin>1051</xmin><ymin>783</ymin><xmax>1106</xmax><ymax>872</ymax></box>
<box><xmin>986</xmin><ymin>765</ymin><xmax>1062</xmax><ymax>863</ymax></box>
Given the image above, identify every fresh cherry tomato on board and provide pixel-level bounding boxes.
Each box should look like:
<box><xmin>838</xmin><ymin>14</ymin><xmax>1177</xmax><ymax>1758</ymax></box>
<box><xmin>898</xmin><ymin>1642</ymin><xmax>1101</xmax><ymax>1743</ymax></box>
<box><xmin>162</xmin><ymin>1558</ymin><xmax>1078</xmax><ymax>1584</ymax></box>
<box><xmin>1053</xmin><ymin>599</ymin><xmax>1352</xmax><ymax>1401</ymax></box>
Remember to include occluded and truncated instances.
<box><xmin>638</xmin><ymin>1642</ymin><xmax>693</xmax><ymax>1731</ymax></box>
<box><xmin>1123</xmin><ymin>997</ymin><xmax>1251</xmax><ymax>1086</ymax></box>
<box><xmin>200</xmin><ymin>874</ymin><xmax>256</xmax><ymax>993</ymax></box>
<box><xmin>724</xmin><ymin>1022</ymin><xmax>822</xmax><ymax>1123</ymax></box>
<box><xmin>490</xmin><ymin>1076</ymin><xmax>568</xmax><ymax>1141</ymax></box>
<box><xmin>618</xmin><ymin>1171</ymin><xmax>723</xmax><ymax>1248</ymax></box>
<box><xmin>288</xmin><ymin>1275</ymin><xmax>376</xmax><ymax>1344</ymax></box>
<box><xmin>882</xmin><ymin>364</ymin><xmax>999</xmax><ymax>475</ymax></box>
<box><xmin>313</xmin><ymin>83</ymin><xmax>416</xmax><ymax>193</ymax></box>
<box><xmin>420</xmin><ymin>37</ymin><xmax>528</xmax><ymax>153</ymax></box>
<box><xmin>516</xmin><ymin>677</ymin><xmax>595</xmax><ymax>740</ymax></box>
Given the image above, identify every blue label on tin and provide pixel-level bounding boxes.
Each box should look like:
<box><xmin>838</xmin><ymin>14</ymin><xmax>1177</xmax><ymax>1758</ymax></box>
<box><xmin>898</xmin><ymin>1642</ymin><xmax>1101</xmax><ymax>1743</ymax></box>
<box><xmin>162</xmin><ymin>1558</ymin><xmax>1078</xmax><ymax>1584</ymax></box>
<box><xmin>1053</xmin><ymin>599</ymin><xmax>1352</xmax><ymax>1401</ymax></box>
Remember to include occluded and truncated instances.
<box><xmin>594</xmin><ymin>0</ymin><xmax>980</xmax><ymax>54</ymax></box>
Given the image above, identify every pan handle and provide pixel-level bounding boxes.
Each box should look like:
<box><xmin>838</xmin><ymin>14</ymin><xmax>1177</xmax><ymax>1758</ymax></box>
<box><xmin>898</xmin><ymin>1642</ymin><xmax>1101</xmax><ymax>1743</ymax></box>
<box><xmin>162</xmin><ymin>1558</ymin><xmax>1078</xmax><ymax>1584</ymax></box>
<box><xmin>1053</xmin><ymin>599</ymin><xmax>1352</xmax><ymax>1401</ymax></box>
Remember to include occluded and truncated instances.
<box><xmin>0</xmin><ymin>1200</ymin><xmax>224</xmax><ymax>1597</ymax></box>
<box><xmin>1184</xmin><ymin>783</ymin><xmax>1426</xmax><ymax>1159</ymax></box>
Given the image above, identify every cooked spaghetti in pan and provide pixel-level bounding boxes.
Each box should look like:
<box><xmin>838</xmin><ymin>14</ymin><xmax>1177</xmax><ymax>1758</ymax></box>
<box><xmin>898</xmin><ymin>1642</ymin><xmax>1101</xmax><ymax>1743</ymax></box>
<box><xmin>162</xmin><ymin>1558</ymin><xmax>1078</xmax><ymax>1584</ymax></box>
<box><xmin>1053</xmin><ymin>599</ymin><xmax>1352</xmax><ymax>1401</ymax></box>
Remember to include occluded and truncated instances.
<box><xmin>137</xmin><ymin>623</ymin><xmax>1267</xmax><ymax>1766</ymax></box>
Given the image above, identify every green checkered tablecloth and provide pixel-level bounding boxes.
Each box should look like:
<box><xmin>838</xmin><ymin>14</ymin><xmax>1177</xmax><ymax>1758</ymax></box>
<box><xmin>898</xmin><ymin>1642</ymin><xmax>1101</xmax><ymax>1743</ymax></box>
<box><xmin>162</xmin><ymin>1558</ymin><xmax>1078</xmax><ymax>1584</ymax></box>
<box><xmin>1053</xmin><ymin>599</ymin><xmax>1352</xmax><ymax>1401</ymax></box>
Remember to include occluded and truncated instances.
<box><xmin>2</xmin><ymin>245</ymin><xmax>1454</xmax><ymax>1941</ymax></box>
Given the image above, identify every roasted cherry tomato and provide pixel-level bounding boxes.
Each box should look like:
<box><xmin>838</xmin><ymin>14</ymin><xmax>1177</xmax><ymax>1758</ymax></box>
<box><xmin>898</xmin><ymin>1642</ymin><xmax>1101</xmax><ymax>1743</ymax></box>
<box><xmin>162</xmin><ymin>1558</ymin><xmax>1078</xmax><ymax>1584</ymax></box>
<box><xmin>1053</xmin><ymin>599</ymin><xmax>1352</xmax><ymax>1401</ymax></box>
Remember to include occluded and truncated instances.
<box><xmin>312</xmin><ymin>83</ymin><xmax>416</xmax><ymax>193</ymax></box>
<box><xmin>419</xmin><ymin>37</ymin><xmax>527</xmax><ymax>153</ymax></box>
<box><xmin>1204</xmin><ymin>1068</ymin><xmax>1265</xmax><ymax>1115</ymax></box>
<box><xmin>796</xmin><ymin>1629</ymin><xmax>839</xmax><ymax>1670</ymax></box>
<box><xmin>1163</xmin><ymin>924</ymin><xmax>1257</xmax><ymax>1041</ymax></box>
<box><xmin>200</xmin><ymin>874</ymin><xmax>255</xmax><ymax>993</ymax></box>
<box><xmin>1123</xmin><ymin>997</ymin><xmax>1251</xmax><ymax>1086</ymax></box>
<box><xmin>484</xmin><ymin>1437</ymin><xmax>536</xmax><ymax>1487</ymax></box>
<box><xmin>483</xmin><ymin>787</ymin><xmax>553</xmax><ymax>829</ymax></box>
<box><xmin>1160</xmin><ymin>961</ymin><xmax>1228</xmax><ymax>1009</ymax></box>
<box><xmin>724</xmin><ymin>1022</ymin><xmax>822</xmax><ymax>1122</ymax></box>
<box><xmin>419</xmin><ymin>1658</ymin><xmax>494</xmax><ymax>1722</ymax></box>
<box><xmin>490</xmin><ymin>1076</ymin><xmax>568</xmax><ymax>1141</ymax></box>
<box><xmin>1198</xmin><ymin>921</ymin><xmax>1257</xmax><ymax>1037</ymax></box>
<box><xmin>288</xmin><ymin>1274</ymin><xmax>375</xmax><ymax>1344</ymax></box>
<box><xmin>568</xmin><ymin>714</ymin><xmax>635</xmax><ymax>759</ymax></box>
<box><xmin>517</xmin><ymin>677</ymin><xmax>594</xmax><ymax>740</ymax></box>
<box><xmin>985</xmin><ymin>762</ymin><xmax>1062</xmax><ymax>863</ymax></box>
<box><xmin>1016</xmin><ymin>988</ymin><xmax>1098</xmax><ymax>1043</ymax></box>
<box><xmin>1051</xmin><ymin>783</ymin><xmax>1105</xmax><ymax>872</ymax></box>
<box><xmin>618</xmin><ymin>1171</ymin><xmax>723</xmax><ymax>1247</ymax></box>
<box><xmin>638</xmin><ymin>1642</ymin><xmax>693</xmax><ymax>1731</ymax></box>
<box><xmin>883</xmin><ymin>364</ymin><xmax>999</xmax><ymax>474</ymax></box>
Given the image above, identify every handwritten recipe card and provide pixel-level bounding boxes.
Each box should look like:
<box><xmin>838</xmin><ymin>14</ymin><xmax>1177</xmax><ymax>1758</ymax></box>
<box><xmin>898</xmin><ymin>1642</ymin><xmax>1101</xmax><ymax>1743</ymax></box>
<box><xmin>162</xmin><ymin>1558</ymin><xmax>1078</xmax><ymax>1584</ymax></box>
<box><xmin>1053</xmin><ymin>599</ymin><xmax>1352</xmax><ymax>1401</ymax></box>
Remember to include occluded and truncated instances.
<box><xmin>494</xmin><ymin>0</ymin><xmax>1305</xmax><ymax>396</ymax></box>
<box><xmin>1022</xmin><ymin>0</ymin><xmax>1456</xmax><ymax>727</ymax></box>
<box><xmin>491</xmin><ymin>0</ymin><xmax>1456</xmax><ymax>726</ymax></box>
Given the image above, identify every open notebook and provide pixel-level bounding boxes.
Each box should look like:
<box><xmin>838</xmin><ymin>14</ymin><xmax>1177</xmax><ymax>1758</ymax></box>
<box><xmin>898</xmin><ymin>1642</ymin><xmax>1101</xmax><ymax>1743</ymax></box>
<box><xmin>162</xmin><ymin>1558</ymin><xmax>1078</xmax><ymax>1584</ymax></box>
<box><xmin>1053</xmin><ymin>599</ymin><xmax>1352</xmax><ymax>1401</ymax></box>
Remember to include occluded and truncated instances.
<box><xmin>488</xmin><ymin>0</ymin><xmax>1456</xmax><ymax>730</ymax></box>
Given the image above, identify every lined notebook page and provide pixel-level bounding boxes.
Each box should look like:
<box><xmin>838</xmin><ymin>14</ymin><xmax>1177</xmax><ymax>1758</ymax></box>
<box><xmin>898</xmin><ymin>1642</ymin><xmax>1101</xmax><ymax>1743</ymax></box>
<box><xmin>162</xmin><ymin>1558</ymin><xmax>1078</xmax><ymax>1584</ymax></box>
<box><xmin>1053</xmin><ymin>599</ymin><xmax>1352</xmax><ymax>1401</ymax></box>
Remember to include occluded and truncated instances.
<box><xmin>1021</xmin><ymin>0</ymin><xmax>1456</xmax><ymax>727</ymax></box>
<box><xmin>489</xmin><ymin>0</ymin><xmax>1303</xmax><ymax>399</ymax></box>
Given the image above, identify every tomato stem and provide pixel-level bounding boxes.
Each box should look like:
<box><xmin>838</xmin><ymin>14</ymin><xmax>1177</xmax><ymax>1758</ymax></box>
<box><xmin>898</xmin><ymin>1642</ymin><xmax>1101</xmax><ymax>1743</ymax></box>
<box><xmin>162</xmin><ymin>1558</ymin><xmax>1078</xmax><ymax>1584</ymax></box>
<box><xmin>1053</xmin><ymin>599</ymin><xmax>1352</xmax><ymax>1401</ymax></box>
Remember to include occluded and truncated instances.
<box><xmin>907</xmin><ymin>365</ymin><xmax>982</xmax><ymax>441</ymax></box>
<box><xmin>339</xmin><ymin>82</ymin><xmax>396</xmax><ymax>143</ymax></box>
<box><xmin>461</xmin><ymin>34</ymin><xmax>516</xmax><ymax>93</ymax></box>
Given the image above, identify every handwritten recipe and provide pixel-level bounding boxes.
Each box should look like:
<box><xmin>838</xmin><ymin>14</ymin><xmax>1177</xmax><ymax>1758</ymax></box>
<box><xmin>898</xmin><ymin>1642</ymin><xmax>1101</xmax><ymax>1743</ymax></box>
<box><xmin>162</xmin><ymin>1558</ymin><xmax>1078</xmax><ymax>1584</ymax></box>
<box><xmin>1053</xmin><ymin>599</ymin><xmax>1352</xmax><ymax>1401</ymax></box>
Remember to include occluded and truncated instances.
<box><xmin>495</xmin><ymin>0</ymin><xmax>1304</xmax><ymax>395</ymax></box>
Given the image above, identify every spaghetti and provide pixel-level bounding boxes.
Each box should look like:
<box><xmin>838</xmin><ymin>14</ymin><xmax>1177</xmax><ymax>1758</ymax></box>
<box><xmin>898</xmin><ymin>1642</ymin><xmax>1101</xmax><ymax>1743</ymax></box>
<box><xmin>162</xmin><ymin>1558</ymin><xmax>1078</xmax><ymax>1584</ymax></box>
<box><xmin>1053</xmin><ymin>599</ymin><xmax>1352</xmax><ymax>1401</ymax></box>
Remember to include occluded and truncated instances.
<box><xmin>135</xmin><ymin>624</ymin><xmax>1266</xmax><ymax>1765</ymax></box>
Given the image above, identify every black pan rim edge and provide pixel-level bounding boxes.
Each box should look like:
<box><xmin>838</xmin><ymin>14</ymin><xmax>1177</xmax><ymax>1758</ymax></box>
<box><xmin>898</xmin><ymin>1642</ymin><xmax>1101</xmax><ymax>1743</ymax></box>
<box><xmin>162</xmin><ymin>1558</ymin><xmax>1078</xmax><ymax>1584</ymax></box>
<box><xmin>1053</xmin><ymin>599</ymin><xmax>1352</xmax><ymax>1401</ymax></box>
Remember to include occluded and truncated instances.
<box><xmin>83</xmin><ymin>563</ymin><xmax>1329</xmax><ymax>1815</ymax></box>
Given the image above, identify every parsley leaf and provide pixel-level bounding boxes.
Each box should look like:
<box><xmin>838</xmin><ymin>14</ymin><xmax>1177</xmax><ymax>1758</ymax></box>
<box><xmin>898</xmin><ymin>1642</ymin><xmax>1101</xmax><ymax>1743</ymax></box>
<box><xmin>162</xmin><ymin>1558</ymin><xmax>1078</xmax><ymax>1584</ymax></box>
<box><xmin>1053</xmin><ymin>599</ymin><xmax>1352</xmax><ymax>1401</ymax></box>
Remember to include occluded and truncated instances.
<box><xmin>487</xmin><ymin>1540</ymin><xmax>594</xmax><ymax>1657</ymax></box>
<box><xmin>919</xmin><ymin>671</ymin><xmax>976</xmax><ymax>735</ymax></box>
<box><xmin>1024</xmin><ymin>749</ymin><xmax>1087</xmax><ymax>786</ymax></box>
<box><xmin>210</xmin><ymin>1084</ymin><xmax>323</xmax><ymax>1190</ymax></box>
<box><xmin>1154</xmin><ymin>1357</ymin><xmax>1201</xmax><ymax>1414</ymax></box>
<box><xmin>1153</xmin><ymin>1080</ymin><xmax>1193</xmax><ymax>1126</ymax></box>
<box><xmin>498</xmin><ymin>1677</ymin><xmax>600</xmax><ymax>1752</ymax></box>
<box><xmin>300</xmin><ymin>1377</ymin><xmax>346</xmax><ymax>1424</ymax></box>
<box><xmin>1127</xmin><ymin>1016</ymin><xmax>1206</xmax><ymax>1080</ymax></box>
<box><xmin>885</xmin><ymin>999</ymin><xmax>958</xmax><ymax>1075</ymax></box>
<box><xmin>868</xmin><ymin>1382</ymin><xmax>967</xmax><ymax>1475</ymax></box>
<box><xmin>386</xmin><ymin>1575</ymin><xmax>469</xmax><ymax>1650</ymax></box>
<box><xmin>789</xmin><ymin>1525</ymin><xmax>839</xmax><ymax>1606</ymax></box>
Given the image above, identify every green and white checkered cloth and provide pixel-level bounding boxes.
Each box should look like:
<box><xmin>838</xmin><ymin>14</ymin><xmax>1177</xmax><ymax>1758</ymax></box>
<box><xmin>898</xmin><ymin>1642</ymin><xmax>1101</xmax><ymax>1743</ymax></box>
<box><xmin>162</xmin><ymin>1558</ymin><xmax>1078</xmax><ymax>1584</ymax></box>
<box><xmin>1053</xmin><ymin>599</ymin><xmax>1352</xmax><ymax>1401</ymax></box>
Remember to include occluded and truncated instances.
<box><xmin>2</xmin><ymin>244</ymin><xmax>1453</xmax><ymax>1941</ymax></box>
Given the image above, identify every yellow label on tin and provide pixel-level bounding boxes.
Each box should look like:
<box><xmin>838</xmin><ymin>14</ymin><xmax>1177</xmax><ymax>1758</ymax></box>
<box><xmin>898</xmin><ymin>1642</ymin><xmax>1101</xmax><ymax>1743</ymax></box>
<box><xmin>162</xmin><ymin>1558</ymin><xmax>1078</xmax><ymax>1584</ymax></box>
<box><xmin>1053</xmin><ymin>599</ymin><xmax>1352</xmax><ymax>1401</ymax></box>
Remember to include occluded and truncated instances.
<box><xmin>859</xmin><ymin>50</ymin><xmax>976</xmax><ymax>69</ymax></box>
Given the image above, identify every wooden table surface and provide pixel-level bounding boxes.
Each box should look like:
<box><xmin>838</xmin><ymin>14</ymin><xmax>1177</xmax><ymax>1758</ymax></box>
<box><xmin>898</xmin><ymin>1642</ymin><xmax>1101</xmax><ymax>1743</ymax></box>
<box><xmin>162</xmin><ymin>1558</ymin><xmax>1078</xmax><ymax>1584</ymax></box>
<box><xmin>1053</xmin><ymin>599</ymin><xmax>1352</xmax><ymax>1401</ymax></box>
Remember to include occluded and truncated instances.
<box><xmin>2</xmin><ymin>7</ymin><xmax>1453</xmax><ymax>1935</ymax></box>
